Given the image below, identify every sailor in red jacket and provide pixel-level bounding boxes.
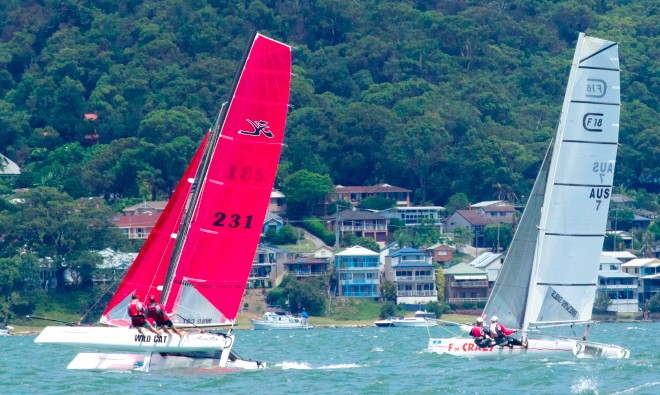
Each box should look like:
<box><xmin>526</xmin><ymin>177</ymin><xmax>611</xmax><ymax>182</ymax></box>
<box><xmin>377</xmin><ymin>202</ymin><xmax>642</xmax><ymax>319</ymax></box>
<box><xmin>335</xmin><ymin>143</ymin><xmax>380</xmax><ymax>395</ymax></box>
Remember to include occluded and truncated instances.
<box><xmin>128</xmin><ymin>294</ymin><xmax>161</xmax><ymax>336</ymax></box>
<box><xmin>146</xmin><ymin>295</ymin><xmax>186</xmax><ymax>337</ymax></box>
<box><xmin>469</xmin><ymin>317</ymin><xmax>495</xmax><ymax>348</ymax></box>
<box><xmin>489</xmin><ymin>316</ymin><xmax>525</xmax><ymax>348</ymax></box>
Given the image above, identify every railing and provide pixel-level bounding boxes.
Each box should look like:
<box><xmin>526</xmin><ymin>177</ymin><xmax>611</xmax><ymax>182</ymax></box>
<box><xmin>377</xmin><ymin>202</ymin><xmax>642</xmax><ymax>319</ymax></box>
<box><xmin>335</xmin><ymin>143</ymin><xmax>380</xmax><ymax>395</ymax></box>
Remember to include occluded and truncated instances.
<box><xmin>337</xmin><ymin>264</ymin><xmax>379</xmax><ymax>269</ymax></box>
<box><xmin>397</xmin><ymin>290</ymin><xmax>438</xmax><ymax>297</ymax></box>
<box><xmin>395</xmin><ymin>276</ymin><xmax>435</xmax><ymax>282</ymax></box>
<box><xmin>339</xmin><ymin>225</ymin><xmax>388</xmax><ymax>231</ymax></box>
<box><xmin>342</xmin><ymin>291</ymin><xmax>379</xmax><ymax>297</ymax></box>
<box><xmin>450</xmin><ymin>281</ymin><xmax>489</xmax><ymax>288</ymax></box>
<box><xmin>447</xmin><ymin>297</ymin><xmax>488</xmax><ymax>303</ymax></box>
<box><xmin>286</xmin><ymin>270</ymin><xmax>325</xmax><ymax>276</ymax></box>
<box><xmin>340</xmin><ymin>279</ymin><xmax>379</xmax><ymax>285</ymax></box>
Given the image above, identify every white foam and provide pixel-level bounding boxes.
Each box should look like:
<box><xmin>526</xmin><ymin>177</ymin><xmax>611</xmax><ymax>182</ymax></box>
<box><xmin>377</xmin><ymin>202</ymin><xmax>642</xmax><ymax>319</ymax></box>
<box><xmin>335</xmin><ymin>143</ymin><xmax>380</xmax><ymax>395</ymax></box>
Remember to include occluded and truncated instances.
<box><xmin>570</xmin><ymin>377</ymin><xmax>598</xmax><ymax>394</ymax></box>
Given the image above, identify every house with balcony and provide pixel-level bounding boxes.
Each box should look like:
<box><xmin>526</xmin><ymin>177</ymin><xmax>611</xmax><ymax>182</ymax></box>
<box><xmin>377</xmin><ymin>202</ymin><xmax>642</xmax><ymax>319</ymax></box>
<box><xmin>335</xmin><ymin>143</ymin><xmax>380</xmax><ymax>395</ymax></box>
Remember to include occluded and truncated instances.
<box><xmin>331</xmin><ymin>183</ymin><xmax>411</xmax><ymax>207</ymax></box>
<box><xmin>325</xmin><ymin>208</ymin><xmax>389</xmax><ymax>246</ymax></box>
<box><xmin>470</xmin><ymin>200</ymin><xmax>516</xmax><ymax>224</ymax></box>
<box><xmin>444</xmin><ymin>262</ymin><xmax>489</xmax><ymax>305</ymax></box>
<box><xmin>112</xmin><ymin>212</ymin><xmax>159</xmax><ymax>240</ymax></box>
<box><xmin>335</xmin><ymin>246</ymin><xmax>380</xmax><ymax>298</ymax></box>
<box><xmin>248</xmin><ymin>245</ymin><xmax>295</xmax><ymax>288</ymax></box>
<box><xmin>621</xmin><ymin>258</ymin><xmax>660</xmax><ymax>306</ymax></box>
<box><xmin>426</xmin><ymin>243</ymin><xmax>454</xmax><ymax>267</ymax></box>
<box><xmin>384</xmin><ymin>247</ymin><xmax>437</xmax><ymax>305</ymax></box>
<box><xmin>283</xmin><ymin>257</ymin><xmax>329</xmax><ymax>279</ymax></box>
<box><xmin>597</xmin><ymin>253</ymin><xmax>638</xmax><ymax>313</ymax></box>
<box><xmin>377</xmin><ymin>206</ymin><xmax>445</xmax><ymax>228</ymax></box>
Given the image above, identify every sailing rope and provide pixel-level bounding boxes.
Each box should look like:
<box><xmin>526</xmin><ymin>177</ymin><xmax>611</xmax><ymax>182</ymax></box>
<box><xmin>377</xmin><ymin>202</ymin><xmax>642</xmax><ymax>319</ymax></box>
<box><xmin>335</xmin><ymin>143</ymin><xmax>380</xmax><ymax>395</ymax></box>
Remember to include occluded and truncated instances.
<box><xmin>79</xmin><ymin>277</ymin><xmax>121</xmax><ymax>324</ymax></box>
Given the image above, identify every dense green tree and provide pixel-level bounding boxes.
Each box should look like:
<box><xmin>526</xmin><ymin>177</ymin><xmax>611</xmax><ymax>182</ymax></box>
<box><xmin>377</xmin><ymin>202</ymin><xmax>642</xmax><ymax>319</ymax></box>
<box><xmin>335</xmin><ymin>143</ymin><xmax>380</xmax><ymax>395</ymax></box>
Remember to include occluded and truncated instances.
<box><xmin>281</xmin><ymin>170</ymin><xmax>334</xmax><ymax>217</ymax></box>
<box><xmin>380</xmin><ymin>280</ymin><xmax>397</xmax><ymax>303</ymax></box>
<box><xmin>357</xmin><ymin>195</ymin><xmax>395</xmax><ymax>211</ymax></box>
<box><xmin>483</xmin><ymin>223</ymin><xmax>513</xmax><ymax>252</ymax></box>
<box><xmin>4</xmin><ymin>187</ymin><xmax>125</xmax><ymax>292</ymax></box>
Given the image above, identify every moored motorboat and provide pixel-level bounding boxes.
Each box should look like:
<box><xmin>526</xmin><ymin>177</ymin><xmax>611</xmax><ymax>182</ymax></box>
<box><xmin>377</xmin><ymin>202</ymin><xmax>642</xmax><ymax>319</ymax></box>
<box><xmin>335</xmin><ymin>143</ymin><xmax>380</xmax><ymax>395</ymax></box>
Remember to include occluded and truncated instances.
<box><xmin>391</xmin><ymin>311</ymin><xmax>437</xmax><ymax>327</ymax></box>
<box><xmin>251</xmin><ymin>310</ymin><xmax>313</xmax><ymax>330</ymax></box>
<box><xmin>374</xmin><ymin>316</ymin><xmax>403</xmax><ymax>327</ymax></box>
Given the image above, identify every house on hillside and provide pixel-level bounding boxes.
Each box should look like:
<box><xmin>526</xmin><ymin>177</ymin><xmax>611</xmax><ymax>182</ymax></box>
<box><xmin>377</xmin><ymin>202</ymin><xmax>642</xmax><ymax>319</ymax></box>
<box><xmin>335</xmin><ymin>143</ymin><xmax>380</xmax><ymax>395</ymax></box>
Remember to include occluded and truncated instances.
<box><xmin>426</xmin><ymin>243</ymin><xmax>454</xmax><ymax>267</ymax></box>
<box><xmin>123</xmin><ymin>201</ymin><xmax>167</xmax><ymax>215</ymax></box>
<box><xmin>471</xmin><ymin>202</ymin><xmax>515</xmax><ymax>224</ymax></box>
<box><xmin>331</xmin><ymin>183</ymin><xmax>411</xmax><ymax>207</ymax></box>
<box><xmin>444</xmin><ymin>210</ymin><xmax>492</xmax><ymax>247</ymax></box>
<box><xmin>468</xmin><ymin>252</ymin><xmax>504</xmax><ymax>285</ymax></box>
<box><xmin>384</xmin><ymin>247</ymin><xmax>437</xmax><ymax>305</ymax></box>
<box><xmin>377</xmin><ymin>206</ymin><xmax>445</xmax><ymax>228</ymax></box>
<box><xmin>269</xmin><ymin>189</ymin><xmax>286</xmax><ymax>214</ymax></box>
<box><xmin>324</xmin><ymin>208</ymin><xmax>389</xmax><ymax>246</ymax></box>
<box><xmin>621</xmin><ymin>258</ymin><xmax>660</xmax><ymax>305</ymax></box>
<box><xmin>112</xmin><ymin>213</ymin><xmax>159</xmax><ymax>239</ymax></box>
<box><xmin>597</xmin><ymin>254</ymin><xmax>638</xmax><ymax>313</ymax></box>
<box><xmin>263</xmin><ymin>211</ymin><xmax>284</xmax><ymax>234</ymax></box>
<box><xmin>283</xmin><ymin>257</ymin><xmax>329</xmax><ymax>279</ymax></box>
<box><xmin>444</xmin><ymin>262</ymin><xmax>489</xmax><ymax>305</ymax></box>
<box><xmin>336</xmin><ymin>246</ymin><xmax>380</xmax><ymax>298</ymax></box>
<box><xmin>601</xmin><ymin>250</ymin><xmax>636</xmax><ymax>264</ymax></box>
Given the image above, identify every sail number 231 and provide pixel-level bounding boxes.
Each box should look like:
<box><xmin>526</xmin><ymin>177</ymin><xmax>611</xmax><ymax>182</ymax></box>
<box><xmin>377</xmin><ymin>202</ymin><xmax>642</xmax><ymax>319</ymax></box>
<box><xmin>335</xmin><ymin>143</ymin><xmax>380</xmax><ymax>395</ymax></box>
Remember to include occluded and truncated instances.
<box><xmin>213</xmin><ymin>212</ymin><xmax>253</xmax><ymax>228</ymax></box>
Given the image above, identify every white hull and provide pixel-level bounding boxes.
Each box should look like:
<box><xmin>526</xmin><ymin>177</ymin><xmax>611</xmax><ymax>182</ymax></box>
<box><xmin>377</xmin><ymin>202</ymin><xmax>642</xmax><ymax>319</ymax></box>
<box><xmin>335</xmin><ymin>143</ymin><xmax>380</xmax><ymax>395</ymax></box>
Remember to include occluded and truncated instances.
<box><xmin>35</xmin><ymin>326</ymin><xmax>231</xmax><ymax>352</ymax></box>
<box><xmin>67</xmin><ymin>351</ymin><xmax>265</xmax><ymax>372</ymax></box>
<box><xmin>427</xmin><ymin>337</ymin><xmax>629</xmax><ymax>359</ymax></box>
<box><xmin>251</xmin><ymin>321</ymin><xmax>313</xmax><ymax>330</ymax></box>
<box><xmin>391</xmin><ymin>319</ymin><xmax>437</xmax><ymax>327</ymax></box>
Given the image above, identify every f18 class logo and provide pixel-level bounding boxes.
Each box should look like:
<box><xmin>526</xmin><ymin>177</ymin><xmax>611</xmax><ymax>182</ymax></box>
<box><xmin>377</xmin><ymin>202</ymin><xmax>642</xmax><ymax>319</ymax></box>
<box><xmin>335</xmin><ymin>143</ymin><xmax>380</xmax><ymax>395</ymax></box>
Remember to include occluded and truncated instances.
<box><xmin>239</xmin><ymin>119</ymin><xmax>274</xmax><ymax>138</ymax></box>
<box><xmin>585</xmin><ymin>79</ymin><xmax>606</xmax><ymax>98</ymax></box>
<box><xmin>583</xmin><ymin>113</ymin><xmax>603</xmax><ymax>132</ymax></box>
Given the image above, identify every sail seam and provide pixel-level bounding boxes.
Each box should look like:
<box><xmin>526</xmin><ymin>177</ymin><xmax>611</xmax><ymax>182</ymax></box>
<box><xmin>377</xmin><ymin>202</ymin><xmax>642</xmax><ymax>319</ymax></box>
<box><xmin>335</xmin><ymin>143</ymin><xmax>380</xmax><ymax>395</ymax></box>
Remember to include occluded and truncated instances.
<box><xmin>578</xmin><ymin>66</ymin><xmax>619</xmax><ymax>71</ymax></box>
<box><xmin>562</xmin><ymin>140</ymin><xmax>617</xmax><ymax>145</ymax></box>
<box><xmin>579</xmin><ymin>42</ymin><xmax>617</xmax><ymax>63</ymax></box>
<box><xmin>554</xmin><ymin>182</ymin><xmax>611</xmax><ymax>187</ymax></box>
<box><xmin>570</xmin><ymin>100</ymin><xmax>619</xmax><ymax>106</ymax></box>
<box><xmin>545</xmin><ymin>233</ymin><xmax>603</xmax><ymax>237</ymax></box>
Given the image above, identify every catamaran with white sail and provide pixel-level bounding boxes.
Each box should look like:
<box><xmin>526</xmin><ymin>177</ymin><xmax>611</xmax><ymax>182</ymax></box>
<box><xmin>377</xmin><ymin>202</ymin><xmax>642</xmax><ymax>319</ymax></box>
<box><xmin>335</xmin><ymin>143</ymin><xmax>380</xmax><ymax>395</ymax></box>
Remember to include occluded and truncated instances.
<box><xmin>34</xmin><ymin>32</ymin><xmax>292</xmax><ymax>371</ymax></box>
<box><xmin>428</xmin><ymin>33</ymin><xmax>629</xmax><ymax>359</ymax></box>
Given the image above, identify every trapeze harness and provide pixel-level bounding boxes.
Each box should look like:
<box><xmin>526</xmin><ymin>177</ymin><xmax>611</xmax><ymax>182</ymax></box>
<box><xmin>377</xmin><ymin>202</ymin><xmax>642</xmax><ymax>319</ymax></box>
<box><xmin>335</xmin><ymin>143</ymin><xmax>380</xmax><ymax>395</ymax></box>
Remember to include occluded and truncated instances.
<box><xmin>129</xmin><ymin>300</ymin><xmax>146</xmax><ymax>326</ymax></box>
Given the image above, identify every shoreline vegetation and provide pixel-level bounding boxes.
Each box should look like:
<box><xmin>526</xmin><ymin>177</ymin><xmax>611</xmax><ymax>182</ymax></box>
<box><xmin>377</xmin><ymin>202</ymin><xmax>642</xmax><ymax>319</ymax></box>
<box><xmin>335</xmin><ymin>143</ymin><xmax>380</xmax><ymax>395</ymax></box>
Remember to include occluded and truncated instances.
<box><xmin>7</xmin><ymin>313</ymin><xmax>654</xmax><ymax>337</ymax></box>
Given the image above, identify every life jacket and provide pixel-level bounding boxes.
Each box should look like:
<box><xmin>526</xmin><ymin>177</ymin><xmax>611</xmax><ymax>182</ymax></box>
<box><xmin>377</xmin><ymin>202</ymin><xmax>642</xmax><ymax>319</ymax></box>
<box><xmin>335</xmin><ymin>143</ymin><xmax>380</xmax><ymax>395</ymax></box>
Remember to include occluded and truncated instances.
<box><xmin>129</xmin><ymin>300</ymin><xmax>146</xmax><ymax>326</ymax></box>
<box><xmin>470</xmin><ymin>326</ymin><xmax>484</xmax><ymax>338</ymax></box>
<box><xmin>147</xmin><ymin>303</ymin><xmax>169</xmax><ymax>324</ymax></box>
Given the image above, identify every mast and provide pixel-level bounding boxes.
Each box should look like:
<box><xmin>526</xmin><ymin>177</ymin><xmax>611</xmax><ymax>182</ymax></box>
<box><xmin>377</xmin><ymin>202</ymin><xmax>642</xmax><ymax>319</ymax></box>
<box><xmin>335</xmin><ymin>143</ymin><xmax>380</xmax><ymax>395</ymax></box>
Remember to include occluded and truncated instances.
<box><xmin>161</xmin><ymin>31</ymin><xmax>258</xmax><ymax>304</ymax></box>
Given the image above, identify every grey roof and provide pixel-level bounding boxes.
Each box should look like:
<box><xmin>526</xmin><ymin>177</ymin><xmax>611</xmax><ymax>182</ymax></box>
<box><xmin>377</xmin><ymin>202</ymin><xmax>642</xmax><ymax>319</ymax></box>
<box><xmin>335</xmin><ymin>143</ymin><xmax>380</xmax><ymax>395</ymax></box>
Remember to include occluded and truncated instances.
<box><xmin>470</xmin><ymin>252</ymin><xmax>504</xmax><ymax>268</ymax></box>
<box><xmin>445</xmin><ymin>262</ymin><xmax>487</xmax><ymax>275</ymax></box>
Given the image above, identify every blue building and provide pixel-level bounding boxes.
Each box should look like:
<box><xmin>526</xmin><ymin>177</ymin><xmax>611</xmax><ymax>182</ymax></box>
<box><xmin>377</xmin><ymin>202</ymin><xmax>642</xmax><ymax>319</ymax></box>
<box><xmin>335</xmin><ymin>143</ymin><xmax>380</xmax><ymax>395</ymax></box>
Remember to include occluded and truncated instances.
<box><xmin>336</xmin><ymin>246</ymin><xmax>381</xmax><ymax>298</ymax></box>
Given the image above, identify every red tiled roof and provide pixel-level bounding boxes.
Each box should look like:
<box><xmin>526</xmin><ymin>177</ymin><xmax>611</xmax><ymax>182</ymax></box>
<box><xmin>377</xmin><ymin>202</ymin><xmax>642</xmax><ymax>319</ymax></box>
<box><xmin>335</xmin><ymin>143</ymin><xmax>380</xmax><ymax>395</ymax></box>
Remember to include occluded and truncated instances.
<box><xmin>113</xmin><ymin>213</ymin><xmax>159</xmax><ymax>228</ymax></box>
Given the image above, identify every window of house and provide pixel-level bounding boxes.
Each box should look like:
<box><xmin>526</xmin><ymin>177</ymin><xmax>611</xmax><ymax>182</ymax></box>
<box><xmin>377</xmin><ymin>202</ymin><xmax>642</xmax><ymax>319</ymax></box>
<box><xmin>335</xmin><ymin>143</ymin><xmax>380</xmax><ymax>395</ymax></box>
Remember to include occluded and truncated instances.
<box><xmin>610</xmin><ymin>265</ymin><xmax>617</xmax><ymax>270</ymax></box>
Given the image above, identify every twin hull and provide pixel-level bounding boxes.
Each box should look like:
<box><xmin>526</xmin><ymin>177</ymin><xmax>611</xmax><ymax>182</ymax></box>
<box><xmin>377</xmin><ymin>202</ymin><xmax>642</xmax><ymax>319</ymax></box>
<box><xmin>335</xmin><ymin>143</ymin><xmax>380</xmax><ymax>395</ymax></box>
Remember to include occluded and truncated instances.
<box><xmin>427</xmin><ymin>337</ymin><xmax>630</xmax><ymax>359</ymax></box>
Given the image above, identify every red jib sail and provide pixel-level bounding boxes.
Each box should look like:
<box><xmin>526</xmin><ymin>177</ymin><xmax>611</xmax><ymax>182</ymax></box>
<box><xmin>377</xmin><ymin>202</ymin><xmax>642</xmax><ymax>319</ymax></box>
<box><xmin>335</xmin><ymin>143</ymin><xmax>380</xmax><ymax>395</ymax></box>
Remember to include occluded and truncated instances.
<box><xmin>101</xmin><ymin>135</ymin><xmax>209</xmax><ymax>326</ymax></box>
<box><xmin>164</xmin><ymin>34</ymin><xmax>291</xmax><ymax>323</ymax></box>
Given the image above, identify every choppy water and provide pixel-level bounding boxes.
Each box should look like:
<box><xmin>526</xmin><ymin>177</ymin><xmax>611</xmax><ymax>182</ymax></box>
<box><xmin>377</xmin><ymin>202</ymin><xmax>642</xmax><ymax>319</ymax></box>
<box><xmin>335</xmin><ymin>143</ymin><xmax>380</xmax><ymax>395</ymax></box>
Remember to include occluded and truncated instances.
<box><xmin>1</xmin><ymin>321</ymin><xmax>657</xmax><ymax>394</ymax></box>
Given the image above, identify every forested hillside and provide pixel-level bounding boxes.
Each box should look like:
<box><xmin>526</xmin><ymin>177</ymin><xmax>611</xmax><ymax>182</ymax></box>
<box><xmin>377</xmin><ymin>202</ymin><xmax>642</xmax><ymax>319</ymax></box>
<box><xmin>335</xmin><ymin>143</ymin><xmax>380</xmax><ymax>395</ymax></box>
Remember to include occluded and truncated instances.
<box><xmin>0</xmin><ymin>0</ymin><xmax>657</xmax><ymax>205</ymax></box>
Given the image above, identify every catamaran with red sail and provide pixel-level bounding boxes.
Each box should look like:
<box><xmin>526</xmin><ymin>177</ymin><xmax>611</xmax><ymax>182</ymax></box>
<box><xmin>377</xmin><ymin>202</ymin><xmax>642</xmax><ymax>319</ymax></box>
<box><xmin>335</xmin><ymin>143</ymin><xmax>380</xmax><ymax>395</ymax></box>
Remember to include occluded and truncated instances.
<box><xmin>34</xmin><ymin>32</ymin><xmax>292</xmax><ymax>371</ymax></box>
<box><xmin>427</xmin><ymin>33</ymin><xmax>629</xmax><ymax>359</ymax></box>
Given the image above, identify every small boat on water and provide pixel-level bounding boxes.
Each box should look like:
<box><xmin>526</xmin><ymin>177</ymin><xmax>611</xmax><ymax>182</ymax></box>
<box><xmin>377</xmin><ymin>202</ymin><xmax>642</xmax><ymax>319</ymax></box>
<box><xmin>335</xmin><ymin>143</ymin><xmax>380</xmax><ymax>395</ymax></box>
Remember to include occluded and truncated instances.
<box><xmin>251</xmin><ymin>309</ymin><xmax>313</xmax><ymax>330</ymax></box>
<box><xmin>391</xmin><ymin>311</ymin><xmax>437</xmax><ymax>327</ymax></box>
<box><xmin>374</xmin><ymin>316</ymin><xmax>403</xmax><ymax>327</ymax></box>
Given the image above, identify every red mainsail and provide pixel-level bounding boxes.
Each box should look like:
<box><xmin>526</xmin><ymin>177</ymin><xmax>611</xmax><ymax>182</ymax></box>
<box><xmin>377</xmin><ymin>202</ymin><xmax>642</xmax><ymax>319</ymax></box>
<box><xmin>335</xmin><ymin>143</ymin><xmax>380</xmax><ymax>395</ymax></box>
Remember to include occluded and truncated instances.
<box><xmin>163</xmin><ymin>34</ymin><xmax>291</xmax><ymax>322</ymax></box>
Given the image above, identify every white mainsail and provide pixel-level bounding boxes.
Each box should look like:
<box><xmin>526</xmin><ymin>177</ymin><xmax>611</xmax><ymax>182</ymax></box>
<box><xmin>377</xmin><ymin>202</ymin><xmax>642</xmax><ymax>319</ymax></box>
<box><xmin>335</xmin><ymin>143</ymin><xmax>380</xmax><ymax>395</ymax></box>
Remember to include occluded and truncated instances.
<box><xmin>485</xmin><ymin>34</ymin><xmax>620</xmax><ymax>330</ymax></box>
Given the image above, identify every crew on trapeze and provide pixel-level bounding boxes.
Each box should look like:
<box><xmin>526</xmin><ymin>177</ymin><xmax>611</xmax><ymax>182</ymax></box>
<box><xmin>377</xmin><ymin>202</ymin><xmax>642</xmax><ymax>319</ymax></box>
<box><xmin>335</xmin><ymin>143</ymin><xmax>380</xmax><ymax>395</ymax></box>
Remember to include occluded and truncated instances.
<box><xmin>469</xmin><ymin>317</ymin><xmax>495</xmax><ymax>348</ymax></box>
<box><xmin>489</xmin><ymin>316</ymin><xmax>527</xmax><ymax>348</ymax></box>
